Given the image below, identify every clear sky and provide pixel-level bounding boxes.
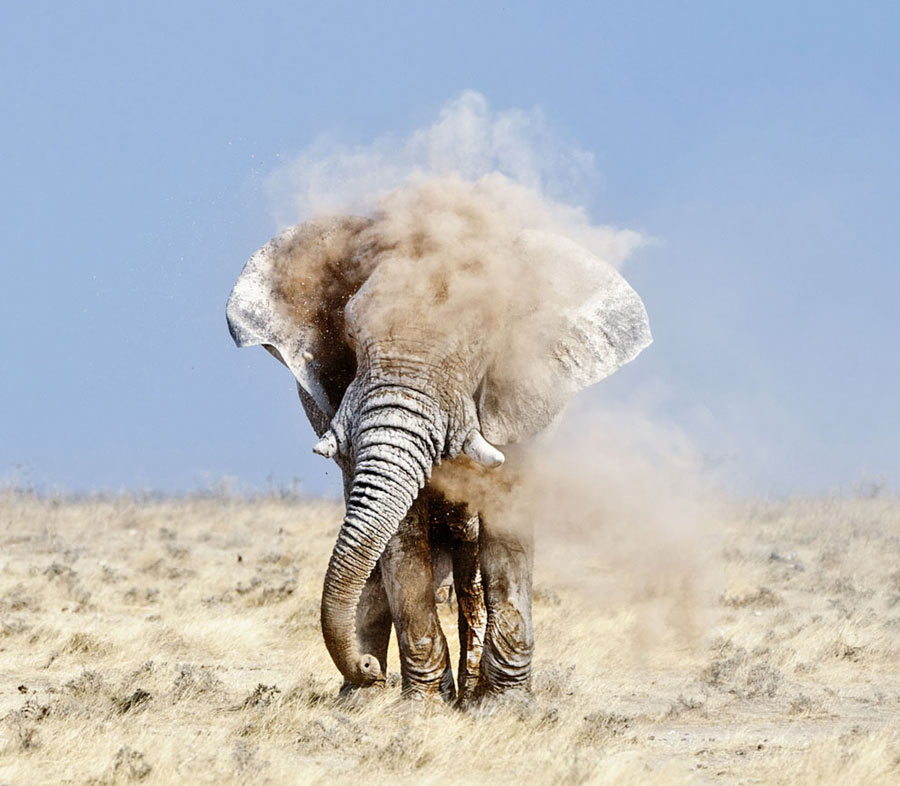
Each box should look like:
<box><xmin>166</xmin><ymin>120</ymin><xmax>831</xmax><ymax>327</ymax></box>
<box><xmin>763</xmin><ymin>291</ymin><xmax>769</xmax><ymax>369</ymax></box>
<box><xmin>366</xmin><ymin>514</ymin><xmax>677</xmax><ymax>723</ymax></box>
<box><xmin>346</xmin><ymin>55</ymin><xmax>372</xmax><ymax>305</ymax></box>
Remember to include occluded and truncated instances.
<box><xmin>2</xmin><ymin>2</ymin><xmax>898</xmax><ymax>497</ymax></box>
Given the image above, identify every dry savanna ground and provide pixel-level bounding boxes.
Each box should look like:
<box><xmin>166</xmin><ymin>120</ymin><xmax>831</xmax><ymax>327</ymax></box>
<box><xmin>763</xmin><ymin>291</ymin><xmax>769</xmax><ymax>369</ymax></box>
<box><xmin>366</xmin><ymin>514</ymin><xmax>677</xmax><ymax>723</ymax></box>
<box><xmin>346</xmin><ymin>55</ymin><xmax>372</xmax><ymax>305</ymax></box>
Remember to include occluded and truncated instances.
<box><xmin>0</xmin><ymin>490</ymin><xmax>898</xmax><ymax>785</ymax></box>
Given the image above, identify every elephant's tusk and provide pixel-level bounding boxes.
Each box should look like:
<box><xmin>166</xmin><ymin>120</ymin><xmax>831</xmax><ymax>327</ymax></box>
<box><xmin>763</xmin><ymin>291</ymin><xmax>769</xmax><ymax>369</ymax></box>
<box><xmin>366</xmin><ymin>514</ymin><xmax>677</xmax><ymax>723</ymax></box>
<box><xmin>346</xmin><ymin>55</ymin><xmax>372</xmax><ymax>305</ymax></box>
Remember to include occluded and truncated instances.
<box><xmin>313</xmin><ymin>430</ymin><xmax>338</xmax><ymax>459</ymax></box>
<box><xmin>463</xmin><ymin>431</ymin><xmax>505</xmax><ymax>468</ymax></box>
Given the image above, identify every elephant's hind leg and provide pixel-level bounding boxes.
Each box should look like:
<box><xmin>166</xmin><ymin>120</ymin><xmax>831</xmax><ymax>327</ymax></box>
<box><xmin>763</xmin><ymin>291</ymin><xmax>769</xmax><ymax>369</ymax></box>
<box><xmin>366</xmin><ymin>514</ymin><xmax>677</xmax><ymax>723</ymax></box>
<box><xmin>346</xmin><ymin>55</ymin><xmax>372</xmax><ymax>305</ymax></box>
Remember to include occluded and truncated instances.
<box><xmin>381</xmin><ymin>503</ymin><xmax>455</xmax><ymax>703</ymax></box>
<box><xmin>447</xmin><ymin>513</ymin><xmax>486</xmax><ymax>706</ymax></box>
<box><xmin>428</xmin><ymin>496</ymin><xmax>487</xmax><ymax>706</ymax></box>
<box><xmin>452</xmin><ymin>538</ymin><xmax>487</xmax><ymax>706</ymax></box>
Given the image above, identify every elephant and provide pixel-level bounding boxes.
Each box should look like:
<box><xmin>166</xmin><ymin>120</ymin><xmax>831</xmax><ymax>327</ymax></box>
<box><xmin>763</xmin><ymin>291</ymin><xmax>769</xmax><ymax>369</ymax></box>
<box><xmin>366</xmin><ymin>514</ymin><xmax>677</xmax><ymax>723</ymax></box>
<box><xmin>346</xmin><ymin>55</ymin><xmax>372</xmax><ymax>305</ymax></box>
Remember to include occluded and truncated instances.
<box><xmin>226</xmin><ymin>179</ymin><xmax>651</xmax><ymax>704</ymax></box>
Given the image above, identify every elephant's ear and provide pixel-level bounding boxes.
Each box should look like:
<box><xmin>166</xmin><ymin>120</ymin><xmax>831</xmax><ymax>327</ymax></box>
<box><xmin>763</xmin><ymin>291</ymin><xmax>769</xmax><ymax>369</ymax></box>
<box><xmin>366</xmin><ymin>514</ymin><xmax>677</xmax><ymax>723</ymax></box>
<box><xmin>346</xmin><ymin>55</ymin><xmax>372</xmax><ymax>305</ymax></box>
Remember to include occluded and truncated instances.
<box><xmin>476</xmin><ymin>230</ymin><xmax>652</xmax><ymax>445</ymax></box>
<box><xmin>226</xmin><ymin>216</ymin><xmax>375</xmax><ymax>423</ymax></box>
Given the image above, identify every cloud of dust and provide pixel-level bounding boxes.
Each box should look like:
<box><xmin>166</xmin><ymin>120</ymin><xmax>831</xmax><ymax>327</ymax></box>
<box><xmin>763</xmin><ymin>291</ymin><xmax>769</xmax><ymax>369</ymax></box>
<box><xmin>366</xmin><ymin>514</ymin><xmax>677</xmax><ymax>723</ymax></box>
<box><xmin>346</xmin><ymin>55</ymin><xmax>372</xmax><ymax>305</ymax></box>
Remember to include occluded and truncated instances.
<box><xmin>267</xmin><ymin>90</ymin><xmax>641</xmax><ymax>266</ymax></box>
<box><xmin>432</xmin><ymin>404</ymin><xmax>723</xmax><ymax>652</ymax></box>
<box><xmin>268</xmin><ymin>91</ymin><xmax>723</xmax><ymax>645</ymax></box>
<box><xmin>268</xmin><ymin>92</ymin><xmax>645</xmax><ymax>444</ymax></box>
<box><xmin>343</xmin><ymin>174</ymin><xmax>645</xmax><ymax>438</ymax></box>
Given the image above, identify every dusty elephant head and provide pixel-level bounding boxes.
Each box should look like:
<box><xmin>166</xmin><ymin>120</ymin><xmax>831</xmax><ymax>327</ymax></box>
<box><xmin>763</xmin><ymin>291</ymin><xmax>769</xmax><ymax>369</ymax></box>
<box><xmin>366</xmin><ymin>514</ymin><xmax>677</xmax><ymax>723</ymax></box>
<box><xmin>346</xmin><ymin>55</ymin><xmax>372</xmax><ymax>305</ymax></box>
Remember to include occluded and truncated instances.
<box><xmin>226</xmin><ymin>178</ymin><xmax>651</xmax><ymax>685</ymax></box>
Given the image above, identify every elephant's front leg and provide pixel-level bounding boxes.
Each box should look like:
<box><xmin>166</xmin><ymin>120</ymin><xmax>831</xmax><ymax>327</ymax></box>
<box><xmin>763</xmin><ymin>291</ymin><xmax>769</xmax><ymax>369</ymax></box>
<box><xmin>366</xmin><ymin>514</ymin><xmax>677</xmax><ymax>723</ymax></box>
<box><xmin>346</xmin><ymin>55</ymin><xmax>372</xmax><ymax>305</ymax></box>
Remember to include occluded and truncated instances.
<box><xmin>476</xmin><ymin>518</ymin><xmax>535</xmax><ymax>699</ymax></box>
<box><xmin>381</xmin><ymin>506</ymin><xmax>455</xmax><ymax>702</ymax></box>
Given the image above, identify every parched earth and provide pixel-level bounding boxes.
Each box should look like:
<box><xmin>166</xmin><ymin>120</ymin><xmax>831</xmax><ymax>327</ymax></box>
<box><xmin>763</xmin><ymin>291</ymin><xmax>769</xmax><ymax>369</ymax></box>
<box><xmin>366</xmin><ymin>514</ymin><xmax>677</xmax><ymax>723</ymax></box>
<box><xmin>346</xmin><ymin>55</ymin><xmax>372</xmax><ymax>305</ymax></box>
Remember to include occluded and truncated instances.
<box><xmin>0</xmin><ymin>491</ymin><xmax>897</xmax><ymax>784</ymax></box>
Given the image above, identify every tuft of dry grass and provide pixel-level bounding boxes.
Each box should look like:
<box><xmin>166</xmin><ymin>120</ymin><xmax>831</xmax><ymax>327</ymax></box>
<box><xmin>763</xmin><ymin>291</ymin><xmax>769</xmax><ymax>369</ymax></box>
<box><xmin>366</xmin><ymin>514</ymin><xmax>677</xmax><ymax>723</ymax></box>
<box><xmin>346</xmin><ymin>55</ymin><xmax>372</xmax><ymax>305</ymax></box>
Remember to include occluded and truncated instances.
<box><xmin>0</xmin><ymin>491</ymin><xmax>898</xmax><ymax>784</ymax></box>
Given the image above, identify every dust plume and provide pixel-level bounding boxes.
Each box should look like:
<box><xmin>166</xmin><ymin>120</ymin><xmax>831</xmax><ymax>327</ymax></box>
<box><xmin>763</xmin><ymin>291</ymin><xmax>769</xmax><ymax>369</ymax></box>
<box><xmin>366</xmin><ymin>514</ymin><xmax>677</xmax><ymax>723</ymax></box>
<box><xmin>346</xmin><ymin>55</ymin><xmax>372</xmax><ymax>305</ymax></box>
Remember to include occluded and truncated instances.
<box><xmin>267</xmin><ymin>90</ymin><xmax>642</xmax><ymax>265</ymax></box>
<box><xmin>269</xmin><ymin>92</ymin><xmax>644</xmax><ymax>411</ymax></box>
<box><xmin>269</xmin><ymin>91</ymin><xmax>723</xmax><ymax>644</ymax></box>
<box><xmin>432</xmin><ymin>403</ymin><xmax>723</xmax><ymax>654</ymax></box>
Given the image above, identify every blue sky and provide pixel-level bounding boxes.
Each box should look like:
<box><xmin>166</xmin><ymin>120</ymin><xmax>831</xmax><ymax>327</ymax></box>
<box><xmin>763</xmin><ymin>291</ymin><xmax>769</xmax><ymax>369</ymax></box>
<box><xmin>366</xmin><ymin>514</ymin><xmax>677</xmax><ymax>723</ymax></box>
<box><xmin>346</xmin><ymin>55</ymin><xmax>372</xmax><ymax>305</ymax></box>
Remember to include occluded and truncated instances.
<box><xmin>2</xmin><ymin>2</ymin><xmax>898</xmax><ymax>496</ymax></box>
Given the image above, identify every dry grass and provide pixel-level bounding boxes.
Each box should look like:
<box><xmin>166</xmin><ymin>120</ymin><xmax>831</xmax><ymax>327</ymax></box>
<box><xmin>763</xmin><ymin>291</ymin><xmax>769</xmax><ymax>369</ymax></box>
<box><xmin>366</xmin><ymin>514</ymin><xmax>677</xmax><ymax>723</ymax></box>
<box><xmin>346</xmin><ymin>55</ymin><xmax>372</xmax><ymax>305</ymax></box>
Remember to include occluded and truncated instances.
<box><xmin>0</xmin><ymin>491</ymin><xmax>898</xmax><ymax>784</ymax></box>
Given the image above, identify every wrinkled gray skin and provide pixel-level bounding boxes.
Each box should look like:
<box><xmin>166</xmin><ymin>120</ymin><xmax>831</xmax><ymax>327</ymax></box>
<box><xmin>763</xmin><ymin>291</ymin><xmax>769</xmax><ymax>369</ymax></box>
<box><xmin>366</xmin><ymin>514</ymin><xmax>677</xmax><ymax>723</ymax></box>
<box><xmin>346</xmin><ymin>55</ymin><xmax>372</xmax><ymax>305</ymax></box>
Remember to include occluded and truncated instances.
<box><xmin>226</xmin><ymin>216</ymin><xmax>651</xmax><ymax>705</ymax></box>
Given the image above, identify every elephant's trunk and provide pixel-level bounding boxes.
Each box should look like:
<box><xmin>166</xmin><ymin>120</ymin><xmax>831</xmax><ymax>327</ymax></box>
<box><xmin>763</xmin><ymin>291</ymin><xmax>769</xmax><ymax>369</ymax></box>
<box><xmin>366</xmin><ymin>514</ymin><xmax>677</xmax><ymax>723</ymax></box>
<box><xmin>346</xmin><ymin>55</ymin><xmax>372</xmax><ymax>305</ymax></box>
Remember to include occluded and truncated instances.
<box><xmin>320</xmin><ymin>390</ymin><xmax>440</xmax><ymax>685</ymax></box>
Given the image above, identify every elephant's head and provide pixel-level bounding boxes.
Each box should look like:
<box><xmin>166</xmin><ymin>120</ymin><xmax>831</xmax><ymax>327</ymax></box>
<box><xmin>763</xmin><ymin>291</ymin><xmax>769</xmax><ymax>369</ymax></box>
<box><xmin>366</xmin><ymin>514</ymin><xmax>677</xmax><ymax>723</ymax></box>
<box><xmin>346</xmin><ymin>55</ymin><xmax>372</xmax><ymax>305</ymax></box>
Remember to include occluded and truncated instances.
<box><xmin>226</xmin><ymin>179</ymin><xmax>651</xmax><ymax>685</ymax></box>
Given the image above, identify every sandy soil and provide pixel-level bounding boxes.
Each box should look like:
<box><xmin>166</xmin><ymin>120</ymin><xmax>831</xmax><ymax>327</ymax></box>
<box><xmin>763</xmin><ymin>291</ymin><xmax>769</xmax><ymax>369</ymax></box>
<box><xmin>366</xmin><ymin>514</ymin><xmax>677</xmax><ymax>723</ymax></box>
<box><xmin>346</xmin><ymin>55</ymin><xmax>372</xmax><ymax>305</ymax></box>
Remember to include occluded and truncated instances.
<box><xmin>0</xmin><ymin>491</ymin><xmax>897</xmax><ymax>784</ymax></box>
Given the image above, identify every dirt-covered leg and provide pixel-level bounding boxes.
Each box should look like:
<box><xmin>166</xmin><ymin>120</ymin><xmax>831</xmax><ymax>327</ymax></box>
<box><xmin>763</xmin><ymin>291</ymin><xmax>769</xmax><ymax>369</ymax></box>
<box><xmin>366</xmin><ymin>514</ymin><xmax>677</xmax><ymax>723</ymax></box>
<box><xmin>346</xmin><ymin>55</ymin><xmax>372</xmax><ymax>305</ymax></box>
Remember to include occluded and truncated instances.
<box><xmin>381</xmin><ymin>500</ymin><xmax>455</xmax><ymax>702</ymax></box>
<box><xmin>451</xmin><ymin>519</ymin><xmax>486</xmax><ymax>706</ymax></box>
<box><xmin>428</xmin><ymin>495</ymin><xmax>486</xmax><ymax>705</ymax></box>
<box><xmin>432</xmin><ymin>545</ymin><xmax>454</xmax><ymax>609</ymax></box>
<box><xmin>476</xmin><ymin>516</ymin><xmax>534</xmax><ymax>699</ymax></box>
